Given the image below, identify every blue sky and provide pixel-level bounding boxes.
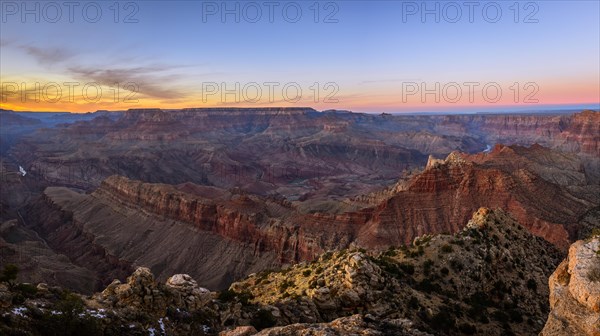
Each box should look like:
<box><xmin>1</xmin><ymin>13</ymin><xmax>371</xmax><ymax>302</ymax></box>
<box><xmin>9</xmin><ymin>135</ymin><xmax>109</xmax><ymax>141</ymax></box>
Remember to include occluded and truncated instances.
<box><xmin>1</xmin><ymin>0</ymin><xmax>599</xmax><ymax>112</ymax></box>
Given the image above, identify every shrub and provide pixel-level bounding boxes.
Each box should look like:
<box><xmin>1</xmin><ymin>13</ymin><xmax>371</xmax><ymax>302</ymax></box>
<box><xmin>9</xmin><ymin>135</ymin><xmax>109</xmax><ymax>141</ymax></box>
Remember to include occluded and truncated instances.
<box><xmin>218</xmin><ymin>289</ymin><xmax>253</xmax><ymax>305</ymax></box>
<box><xmin>0</xmin><ymin>264</ymin><xmax>18</xmax><ymax>288</ymax></box>
<box><xmin>423</xmin><ymin>259</ymin><xmax>434</xmax><ymax>276</ymax></box>
<box><xmin>407</xmin><ymin>246</ymin><xmax>425</xmax><ymax>258</ymax></box>
<box><xmin>321</xmin><ymin>252</ymin><xmax>333</xmax><ymax>261</ymax></box>
<box><xmin>440</xmin><ymin>267</ymin><xmax>449</xmax><ymax>276</ymax></box>
<box><xmin>302</xmin><ymin>269</ymin><xmax>312</xmax><ymax>277</ymax></box>
<box><xmin>458</xmin><ymin>323</ymin><xmax>477</xmax><ymax>334</ymax></box>
<box><xmin>589</xmin><ymin>228</ymin><xmax>600</xmax><ymax>238</ymax></box>
<box><xmin>508</xmin><ymin>308</ymin><xmax>524</xmax><ymax>323</ymax></box>
<box><xmin>251</xmin><ymin>309</ymin><xmax>277</xmax><ymax>330</ymax></box>
<box><xmin>449</xmin><ymin>259</ymin><xmax>463</xmax><ymax>271</ymax></box>
<box><xmin>218</xmin><ymin>289</ymin><xmax>236</xmax><ymax>302</ymax></box>
<box><xmin>399</xmin><ymin>262</ymin><xmax>415</xmax><ymax>275</ymax></box>
<box><xmin>408</xmin><ymin>296</ymin><xmax>420</xmax><ymax>309</ymax></box>
<box><xmin>16</xmin><ymin>283</ymin><xmax>38</xmax><ymax>297</ymax></box>
<box><xmin>32</xmin><ymin>291</ymin><xmax>102</xmax><ymax>336</ymax></box>
<box><xmin>237</xmin><ymin>290</ymin><xmax>254</xmax><ymax>305</ymax></box>
<box><xmin>468</xmin><ymin>291</ymin><xmax>493</xmax><ymax>307</ymax></box>
<box><xmin>491</xmin><ymin>310</ymin><xmax>510</xmax><ymax>323</ymax></box>
<box><xmin>416</xmin><ymin>279</ymin><xmax>441</xmax><ymax>293</ymax></box>
<box><xmin>430</xmin><ymin>309</ymin><xmax>456</xmax><ymax>331</ymax></box>
<box><xmin>384</xmin><ymin>247</ymin><xmax>397</xmax><ymax>257</ymax></box>
<box><xmin>278</xmin><ymin>280</ymin><xmax>294</xmax><ymax>294</ymax></box>
<box><xmin>440</xmin><ymin>244</ymin><xmax>453</xmax><ymax>254</ymax></box>
<box><xmin>526</xmin><ymin>279</ymin><xmax>537</xmax><ymax>292</ymax></box>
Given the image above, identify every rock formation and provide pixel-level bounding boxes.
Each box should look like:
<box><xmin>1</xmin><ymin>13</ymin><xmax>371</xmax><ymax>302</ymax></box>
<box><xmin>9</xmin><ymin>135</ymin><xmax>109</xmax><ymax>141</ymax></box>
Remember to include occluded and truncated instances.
<box><xmin>93</xmin><ymin>267</ymin><xmax>212</xmax><ymax>313</ymax></box>
<box><xmin>541</xmin><ymin>237</ymin><xmax>600</xmax><ymax>336</ymax></box>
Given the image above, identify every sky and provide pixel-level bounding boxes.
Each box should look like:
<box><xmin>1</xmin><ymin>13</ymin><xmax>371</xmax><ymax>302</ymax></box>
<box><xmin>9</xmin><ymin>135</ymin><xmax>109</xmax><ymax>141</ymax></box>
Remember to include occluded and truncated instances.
<box><xmin>0</xmin><ymin>0</ymin><xmax>599</xmax><ymax>113</ymax></box>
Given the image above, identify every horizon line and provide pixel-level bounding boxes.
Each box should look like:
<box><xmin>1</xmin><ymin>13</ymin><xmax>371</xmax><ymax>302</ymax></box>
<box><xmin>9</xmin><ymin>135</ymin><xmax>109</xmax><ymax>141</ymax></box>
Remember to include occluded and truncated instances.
<box><xmin>1</xmin><ymin>104</ymin><xmax>599</xmax><ymax>115</ymax></box>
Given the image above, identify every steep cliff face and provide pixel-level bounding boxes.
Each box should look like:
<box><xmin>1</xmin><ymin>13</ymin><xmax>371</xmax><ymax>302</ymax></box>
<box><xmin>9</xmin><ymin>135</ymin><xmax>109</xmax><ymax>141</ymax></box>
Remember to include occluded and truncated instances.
<box><xmin>357</xmin><ymin>145</ymin><xmax>597</xmax><ymax>249</ymax></box>
<box><xmin>541</xmin><ymin>237</ymin><xmax>600</xmax><ymax>336</ymax></box>
<box><xmin>434</xmin><ymin>110</ymin><xmax>600</xmax><ymax>156</ymax></box>
<box><xmin>22</xmin><ymin>192</ymin><xmax>135</xmax><ymax>291</ymax></box>
<box><xmin>96</xmin><ymin>175</ymin><xmax>320</xmax><ymax>263</ymax></box>
<box><xmin>23</xmin><ymin>185</ymin><xmax>286</xmax><ymax>290</ymax></box>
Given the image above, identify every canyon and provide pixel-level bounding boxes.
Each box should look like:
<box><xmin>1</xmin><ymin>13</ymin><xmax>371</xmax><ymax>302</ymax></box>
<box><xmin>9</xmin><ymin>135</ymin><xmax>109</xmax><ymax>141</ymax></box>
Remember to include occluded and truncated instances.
<box><xmin>1</xmin><ymin>108</ymin><xmax>597</xmax><ymax>292</ymax></box>
<box><xmin>0</xmin><ymin>108</ymin><xmax>598</xmax><ymax>335</ymax></box>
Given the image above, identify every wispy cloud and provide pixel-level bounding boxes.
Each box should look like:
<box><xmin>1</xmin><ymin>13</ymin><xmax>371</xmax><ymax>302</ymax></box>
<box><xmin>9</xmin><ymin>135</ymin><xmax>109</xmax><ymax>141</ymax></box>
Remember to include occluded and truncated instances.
<box><xmin>21</xmin><ymin>45</ymin><xmax>75</xmax><ymax>65</ymax></box>
<box><xmin>4</xmin><ymin>42</ymin><xmax>202</xmax><ymax>100</ymax></box>
<box><xmin>68</xmin><ymin>65</ymin><xmax>187</xmax><ymax>99</ymax></box>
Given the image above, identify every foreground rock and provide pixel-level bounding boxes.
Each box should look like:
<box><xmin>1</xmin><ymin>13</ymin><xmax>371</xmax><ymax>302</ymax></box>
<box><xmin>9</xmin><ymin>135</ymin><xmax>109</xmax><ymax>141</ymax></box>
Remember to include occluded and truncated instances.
<box><xmin>541</xmin><ymin>237</ymin><xmax>600</xmax><ymax>336</ymax></box>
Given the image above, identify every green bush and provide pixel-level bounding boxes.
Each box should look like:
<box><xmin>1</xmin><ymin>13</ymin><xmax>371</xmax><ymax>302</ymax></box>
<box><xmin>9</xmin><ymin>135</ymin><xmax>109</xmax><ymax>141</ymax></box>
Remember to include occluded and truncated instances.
<box><xmin>251</xmin><ymin>309</ymin><xmax>277</xmax><ymax>330</ymax></box>
<box><xmin>399</xmin><ymin>262</ymin><xmax>415</xmax><ymax>275</ymax></box>
<box><xmin>589</xmin><ymin>228</ymin><xmax>600</xmax><ymax>238</ymax></box>
<box><xmin>458</xmin><ymin>323</ymin><xmax>477</xmax><ymax>334</ymax></box>
<box><xmin>16</xmin><ymin>283</ymin><xmax>38</xmax><ymax>298</ymax></box>
<box><xmin>278</xmin><ymin>280</ymin><xmax>294</xmax><ymax>294</ymax></box>
<box><xmin>218</xmin><ymin>289</ymin><xmax>236</xmax><ymax>302</ymax></box>
<box><xmin>218</xmin><ymin>289</ymin><xmax>253</xmax><ymax>305</ymax></box>
<box><xmin>508</xmin><ymin>308</ymin><xmax>524</xmax><ymax>323</ymax></box>
<box><xmin>430</xmin><ymin>309</ymin><xmax>456</xmax><ymax>331</ymax></box>
<box><xmin>32</xmin><ymin>292</ymin><xmax>102</xmax><ymax>336</ymax></box>
<box><xmin>468</xmin><ymin>291</ymin><xmax>493</xmax><ymax>308</ymax></box>
<box><xmin>526</xmin><ymin>279</ymin><xmax>537</xmax><ymax>292</ymax></box>
<box><xmin>416</xmin><ymin>279</ymin><xmax>441</xmax><ymax>293</ymax></box>
<box><xmin>0</xmin><ymin>264</ymin><xmax>18</xmax><ymax>288</ymax></box>
<box><xmin>423</xmin><ymin>259</ymin><xmax>434</xmax><ymax>276</ymax></box>
<box><xmin>383</xmin><ymin>247</ymin><xmax>397</xmax><ymax>257</ymax></box>
<box><xmin>237</xmin><ymin>290</ymin><xmax>254</xmax><ymax>305</ymax></box>
<box><xmin>491</xmin><ymin>310</ymin><xmax>510</xmax><ymax>323</ymax></box>
<box><xmin>302</xmin><ymin>269</ymin><xmax>312</xmax><ymax>277</ymax></box>
<box><xmin>449</xmin><ymin>259</ymin><xmax>463</xmax><ymax>271</ymax></box>
<box><xmin>408</xmin><ymin>296</ymin><xmax>420</xmax><ymax>309</ymax></box>
<box><xmin>440</xmin><ymin>244</ymin><xmax>453</xmax><ymax>254</ymax></box>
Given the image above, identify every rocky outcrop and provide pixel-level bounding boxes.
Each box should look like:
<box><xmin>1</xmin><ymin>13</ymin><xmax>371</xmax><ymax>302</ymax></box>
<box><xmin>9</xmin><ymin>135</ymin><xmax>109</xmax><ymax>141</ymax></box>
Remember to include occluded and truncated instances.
<box><xmin>359</xmin><ymin>145</ymin><xmax>597</xmax><ymax>249</ymax></box>
<box><xmin>541</xmin><ymin>237</ymin><xmax>600</xmax><ymax>336</ymax></box>
<box><xmin>230</xmin><ymin>208</ymin><xmax>562</xmax><ymax>335</ymax></box>
<box><xmin>93</xmin><ymin>267</ymin><xmax>212</xmax><ymax>313</ymax></box>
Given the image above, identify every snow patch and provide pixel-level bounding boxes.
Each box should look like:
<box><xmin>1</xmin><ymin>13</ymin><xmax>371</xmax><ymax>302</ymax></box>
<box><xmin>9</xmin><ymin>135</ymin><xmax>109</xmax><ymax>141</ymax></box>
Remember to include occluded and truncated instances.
<box><xmin>158</xmin><ymin>317</ymin><xmax>166</xmax><ymax>334</ymax></box>
<box><xmin>12</xmin><ymin>307</ymin><xmax>27</xmax><ymax>316</ymax></box>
